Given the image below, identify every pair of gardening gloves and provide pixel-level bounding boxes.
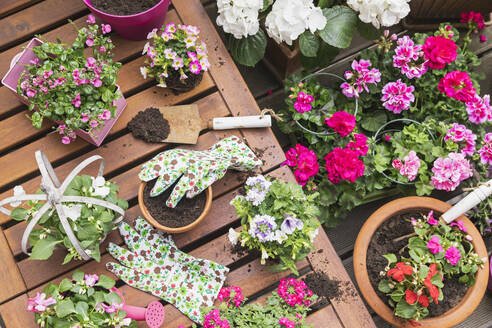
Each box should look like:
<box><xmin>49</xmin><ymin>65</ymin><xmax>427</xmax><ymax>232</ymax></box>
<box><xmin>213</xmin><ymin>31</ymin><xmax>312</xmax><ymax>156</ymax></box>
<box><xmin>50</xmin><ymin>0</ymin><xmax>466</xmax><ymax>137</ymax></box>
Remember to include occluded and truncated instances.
<box><xmin>106</xmin><ymin>217</ymin><xmax>229</xmax><ymax>323</ymax></box>
<box><xmin>139</xmin><ymin>135</ymin><xmax>262</xmax><ymax>207</ymax></box>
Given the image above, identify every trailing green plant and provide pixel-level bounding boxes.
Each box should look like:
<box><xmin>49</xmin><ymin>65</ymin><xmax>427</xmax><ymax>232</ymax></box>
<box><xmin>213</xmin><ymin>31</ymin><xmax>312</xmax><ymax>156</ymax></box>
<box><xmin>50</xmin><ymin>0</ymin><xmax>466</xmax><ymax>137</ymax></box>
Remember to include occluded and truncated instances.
<box><xmin>378</xmin><ymin>211</ymin><xmax>486</xmax><ymax>325</ymax></box>
<box><xmin>27</xmin><ymin>270</ymin><xmax>137</xmax><ymax>328</ymax></box>
<box><xmin>228</xmin><ymin>175</ymin><xmax>320</xmax><ymax>274</ymax></box>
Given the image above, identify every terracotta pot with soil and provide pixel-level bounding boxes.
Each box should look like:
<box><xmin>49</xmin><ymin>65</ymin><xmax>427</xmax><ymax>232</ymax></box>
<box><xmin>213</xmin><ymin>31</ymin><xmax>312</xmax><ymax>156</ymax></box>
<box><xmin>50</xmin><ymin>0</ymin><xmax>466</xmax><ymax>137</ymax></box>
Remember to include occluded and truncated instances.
<box><xmin>138</xmin><ymin>179</ymin><xmax>212</xmax><ymax>233</ymax></box>
<box><xmin>353</xmin><ymin>196</ymin><xmax>489</xmax><ymax>328</ymax></box>
<box><xmin>165</xmin><ymin>70</ymin><xmax>204</xmax><ymax>94</ymax></box>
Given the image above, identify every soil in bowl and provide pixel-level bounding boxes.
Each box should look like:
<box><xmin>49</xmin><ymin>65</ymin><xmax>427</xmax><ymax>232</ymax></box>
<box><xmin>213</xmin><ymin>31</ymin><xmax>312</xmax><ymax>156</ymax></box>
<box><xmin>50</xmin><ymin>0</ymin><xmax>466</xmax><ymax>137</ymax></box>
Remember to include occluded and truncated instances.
<box><xmin>91</xmin><ymin>0</ymin><xmax>160</xmax><ymax>16</ymax></box>
<box><xmin>128</xmin><ymin>107</ymin><xmax>170</xmax><ymax>143</ymax></box>
<box><xmin>165</xmin><ymin>70</ymin><xmax>203</xmax><ymax>94</ymax></box>
<box><xmin>143</xmin><ymin>179</ymin><xmax>206</xmax><ymax>228</ymax></box>
<box><xmin>366</xmin><ymin>211</ymin><xmax>468</xmax><ymax>317</ymax></box>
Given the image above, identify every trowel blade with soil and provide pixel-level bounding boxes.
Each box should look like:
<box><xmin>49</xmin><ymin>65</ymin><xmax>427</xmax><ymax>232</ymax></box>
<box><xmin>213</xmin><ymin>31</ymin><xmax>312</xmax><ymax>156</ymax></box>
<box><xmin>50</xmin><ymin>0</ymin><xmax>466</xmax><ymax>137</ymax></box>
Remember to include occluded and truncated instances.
<box><xmin>158</xmin><ymin>105</ymin><xmax>206</xmax><ymax>144</ymax></box>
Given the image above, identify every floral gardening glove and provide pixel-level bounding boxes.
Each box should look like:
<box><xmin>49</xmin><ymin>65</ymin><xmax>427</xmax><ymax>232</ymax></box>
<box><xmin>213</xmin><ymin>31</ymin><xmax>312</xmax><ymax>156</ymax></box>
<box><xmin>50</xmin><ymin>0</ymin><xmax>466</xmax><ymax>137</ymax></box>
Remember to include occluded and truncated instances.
<box><xmin>139</xmin><ymin>135</ymin><xmax>262</xmax><ymax>207</ymax></box>
<box><xmin>106</xmin><ymin>217</ymin><xmax>229</xmax><ymax>323</ymax></box>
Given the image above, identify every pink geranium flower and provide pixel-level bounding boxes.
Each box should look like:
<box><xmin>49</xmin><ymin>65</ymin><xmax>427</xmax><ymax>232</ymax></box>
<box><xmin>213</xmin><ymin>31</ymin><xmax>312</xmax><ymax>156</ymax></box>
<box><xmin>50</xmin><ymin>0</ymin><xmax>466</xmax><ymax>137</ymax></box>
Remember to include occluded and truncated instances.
<box><xmin>430</xmin><ymin>152</ymin><xmax>473</xmax><ymax>191</ymax></box>
<box><xmin>340</xmin><ymin>59</ymin><xmax>381</xmax><ymax>98</ymax></box>
<box><xmin>324</xmin><ymin>147</ymin><xmax>365</xmax><ymax>184</ymax></box>
<box><xmin>325</xmin><ymin>111</ymin><xmax>356</xmax><ymax>137</ymax></box>
<box><xmin>293</xmin><ymin>91</ymin><xmax>314</xmax><ymax>113</ymax></box>
<box><xmin>101</xmin><ymin>24</ymin><xmax>111</xmax><ymax>35</ymax></box>
<box><xmin>466</xmin><ymin>94</ymin><xmax>491</xmax><ymax>124</ymax></box>
<box><xmin>478</xmin><ymin>132</ymin><xmax>492</xmax><ymax>165</ymax></box>
<box><xmin>427</xmin><ymin>210</ymin><xmax>438</xmax><ymax>225</ymax></box>
<box><xmin>423</xmin><ymin>36</ymin><xmax>457</xmax><ymax>69</ymax></box>
<box><xmin>347</xmin><ymin>133</ymin><xmax>369</xmax><ymax>156</ymax></box>
<box><xmin>426</xmin><ymin>236</ymin><xmax>443</xmax><ymax>254</ymax></box>
<box><xmin>398</xmin><ymin>151</ymin><xmax>421</xmax><ymax>181</ymax></box>
<box><xmin>279</xmin><ymin>317</ymin><xmax>296</xmax><ymax>328</ymax></box>
<box><xmin>461</xmin><ymin>11</ymin><xmax>485</xmax><ymax>30</ymax></box>
<box><xmin>450</xmin><ymin>220</ymin><xmax>467</xmax><ymax>232</ymax></box>
<box><xmin>26</xmin><ymin>293</ymin><xmax>56</xmax><ymax>312</ymax></box>
<box><xmin>282</xmin><ymin>144</ymin><xmax>319</xmax><ymax>186</ymax></box>
<box><xmin>438</xmin><ymin>71</ymin><xmax>476</xmax><ymax>103</ymax></box>
<box><xmin>381</xmin><ymin>80</ymin><xmax>415</xmax><ymax>114</ymax></box>
<box><xmin>445</xmin><ymin>246</ymin><xmax>461</xmax><ymax>265</ymax></box>
<box><xmin>393</xmin><ymin>36</ymin><xmax>428</xmax><ymax>79</ymax></box>
<box><xmin>444</xmin><ymin>123</ymin><xmax>476</xmax><ymax>156</ymax></box>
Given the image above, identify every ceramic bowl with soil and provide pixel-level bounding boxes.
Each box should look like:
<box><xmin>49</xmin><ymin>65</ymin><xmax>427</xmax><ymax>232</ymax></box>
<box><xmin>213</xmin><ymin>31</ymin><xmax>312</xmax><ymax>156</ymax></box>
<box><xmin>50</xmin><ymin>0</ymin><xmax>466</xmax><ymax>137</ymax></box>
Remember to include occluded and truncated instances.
<box><xmin>353</xmin><ymin>196</ymin><xmax>489</xmax><ymax>328</ymax></box>
<box><xmin>138</xmin><ymin>179</ymin><xmax>212</xmax><ymax>233</ymax></box>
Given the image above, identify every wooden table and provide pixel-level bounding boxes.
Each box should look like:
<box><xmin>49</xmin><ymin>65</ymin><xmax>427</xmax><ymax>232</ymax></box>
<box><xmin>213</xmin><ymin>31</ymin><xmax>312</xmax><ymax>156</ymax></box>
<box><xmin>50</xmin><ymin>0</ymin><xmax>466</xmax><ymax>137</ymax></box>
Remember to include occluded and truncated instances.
<box><xmin>0</xmin><ymin>1</ymin><xmax>375</xmax><ymax>327</ymax></box>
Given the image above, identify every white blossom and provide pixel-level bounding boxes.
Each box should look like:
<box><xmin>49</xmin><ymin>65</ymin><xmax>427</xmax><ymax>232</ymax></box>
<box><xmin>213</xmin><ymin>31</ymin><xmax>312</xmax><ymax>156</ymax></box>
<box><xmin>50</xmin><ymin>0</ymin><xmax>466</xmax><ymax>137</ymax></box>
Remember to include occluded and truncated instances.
<box><xmin>261</xmin><ymin>248</ymin><xmax>269</xmax><ymax>260</ymax></box>
<box><xmin>10</xmin><ymin>185</ymin><xmax>25</xmax><ymax>207</ymax></box>
<box><xmin>281</xmin><ymin>215</ymin><xmax>304</xmax><ymax>234</ymax></box>
<box><xmin>216</xmin><ymin>0</ymin><xmax>263</xmax><ymax>39</ymax></box>
<box><xmin>265</xmin><ymin>0</ymin><xmax>326</xmax><ymax>46</ymax></box>
<box><xmin>91</xmin><ymin>176</ymin><xmax>110</xmax><ymax>198</ymax></box>
<box><xmin>140</xmin><ymin>66</ymin><xmax>147</xmax><ymax>79</ymax></box>
<box><xmin>308</xmin><ymin>228</ymin><xmax>319</xmax><ymax>242</ymax></box>
<box><xmin>142</xmin><ymin>42</ymin><xmax>150</xmax><ymax>55</ymax></box>
<box><xmin>347</xmin><ymin>0</ymin><xmax>410</xmax><ymax>29</ymax></box>
<box><xmin>62</xmin><ymin>204</ymin><xmax>82</xmax><ymax>221</ymax></box>
<box><xmin>228</xmin><ymin>228</ymin><xmax>240</xmax><ymax>245</ymax></box>
<box><xmin>147</xmin><ymin>28</ymin><xmax>158</xmax><ymax>39</ymax></box>
<box><xmin>273</xmin><ymin>230</ymin><xmax>288</xmax><ymax>244</ymax></box>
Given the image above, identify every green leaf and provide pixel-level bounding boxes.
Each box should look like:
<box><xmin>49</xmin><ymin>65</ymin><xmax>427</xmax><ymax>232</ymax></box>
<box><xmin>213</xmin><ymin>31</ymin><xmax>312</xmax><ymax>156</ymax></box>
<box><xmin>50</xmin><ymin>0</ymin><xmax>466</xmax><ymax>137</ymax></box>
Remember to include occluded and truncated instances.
<box><xmin>227</xmin><ymin>29</ymin><xmax>267</xmax><ymax>67</ymax></box>
<box><xmin>362</xmin><ymin>111</ymin><xmax>387</xmax><ymax>132</ymax></box>
<box><xmin>319</xmin><ymin>6</ymin><xmax>358</xmax><ymax>49</ymax></box>
<box><xmin>357</xmin><ymin>20</ymin><xmax>381</xmax><ymax>40</ymax></box>
<box><xmin>299</xmin><ymin>31</ymin><xmax>320</xmax><ymax>57</ymax></box>
<box><xmin>300</xmin><ymin>42</ymin><xmax>339</xmax><ymax>69</ymax></box>
<box><xmin>10</xmin><ymin>207</ymin><xmax>28</xmax><ymax>221</ymax></box>
<box><xmin>96</xmin><ymin>274</ymin><xmax>115</xmax><ymax>289</ymax></box>
<box><xmin>75</xmin><ymin>301</ymin><xmax>89</xmax><ymax>318</ymax></box>
<box><xmin>72</xmin><ymin>270</ymin><xmax>84</xmax><ymax>282</ymax></box>
<box><xmin>55</xmin><ymin>299</ymin><xmax>76</xmax><ymax>318</ymax></box>
<box><xmin>104</xmin><ymin>291</ymin><xmax>122</xmax><ymax>305</ymax></box>
<box><xmin>62</xmin><ymin>253</ymin><xmax>74</xmax><ymax>265</ymax></box>
<box><xmin>395</xmin><ymin>300</ymin><xmax>417</xmax><ymax>319</ymax></box>
<box><xmin>59</xmin><ymin>278</ymin><xmax>73</xmax><ymax>292</ymax></box>
<box><xmin>383</xmin><ymin>253</ymin><xmax>397</xmax><ymax>265</ymax></box>
<box><xmin>318</xmin><ymin>0</ymin><xmax>334</xmax><ymax>8</ymax></box>
<box><xmin>378</xmin><ymin>279</ymin><xmax>394</xmax><ymax>293</ymax></box>
<box><xmin>30</xmin><ymin>238</ymin><xmax>61</xmax><ymax>260</ymax></box>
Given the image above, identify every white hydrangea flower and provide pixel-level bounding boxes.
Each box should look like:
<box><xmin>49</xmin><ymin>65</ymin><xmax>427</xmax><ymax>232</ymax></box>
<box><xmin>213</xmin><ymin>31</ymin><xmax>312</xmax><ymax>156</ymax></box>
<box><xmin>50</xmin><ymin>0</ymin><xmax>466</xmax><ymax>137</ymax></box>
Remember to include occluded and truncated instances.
<box><xmin>91</xmin><ymin>176</ymin><xmax>110</xmax><ymax>198</ymax></box>
<box><xmin>216</xmin><ymin>0</ymin><xmax>263</xmax><ymax>39</ymax></box>
<box><xmin>62</xmin><ymin>204</ymin><xmax>83</xmax><ymax>221</ymax></box>
<box><xmin>347</xmin><ymin>0</ymin><xmax>410</xmax><ymax>29</ymax></box>
<box><xmin>228</xmin><ymin>228</ymin><xmax>240</xmax><ymax>245</ymax></box>
<box><xmin>10</xmin><ymin>185</ymin><xmax>25</xmax><ymax>207</ymax></box>
<box><xmin>265</xmin><ymin>0</ymin><xmax>326</xmax><ymax>45</ymax></box>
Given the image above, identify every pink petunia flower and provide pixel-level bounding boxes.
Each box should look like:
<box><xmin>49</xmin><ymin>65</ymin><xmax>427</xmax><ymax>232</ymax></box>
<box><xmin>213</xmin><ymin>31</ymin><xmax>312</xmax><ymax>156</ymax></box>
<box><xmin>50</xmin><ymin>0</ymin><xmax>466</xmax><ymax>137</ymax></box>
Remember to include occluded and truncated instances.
<box><xmin>450</xmin><ymin>220</ymin><xmax>467</xmax><ymax>232</ymax></box>
<box><xmin>189</xmin><ymin>60</ymin><xmax>202</xmax><ymax>75</ymax></box>
<box><xmin>86</xmin><ymin>37</ymin><xmax>94</xmax><ymax>47</ymax></box>
<box><xmin>81</xmin><ymin>113</ymin><xmax>90</xmax><ymax>123</ymax></box>
<box><xmin>426</xmin><ymin>236</ymin><xmax>443</xmax><ymax>254</ymax></box>
<box><xmin>84</xmin><ymin>273</ymin><xmax>99</xmax><ymax>287</ymax></box>
<box><xmin>90</xmin><ymin>120</ymin><xmax>99</xmax><ymax>128</ymax></box>
<box><xmin>72</xmin><ymin>93</ymin><xmax>81</xmax><ymax>108</ymax></box>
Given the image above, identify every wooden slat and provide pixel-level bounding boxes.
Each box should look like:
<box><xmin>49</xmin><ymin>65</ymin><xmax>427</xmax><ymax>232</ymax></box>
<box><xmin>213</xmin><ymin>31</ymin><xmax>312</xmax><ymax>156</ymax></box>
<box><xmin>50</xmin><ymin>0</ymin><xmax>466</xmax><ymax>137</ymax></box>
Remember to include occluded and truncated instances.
<box><xmin>0</xmin><ymin>228</ymin><xmax>25</xmax><ymax>303</ymax></box>
<box><xmin>306</xmin><ymin>305</ymin><xmax>343</xmax><ymax>328</ymax></box>
<box><xmin>0</xmin><ymin>0</ymin><xmax>86</xmax><ymax>49</ymax></box>
<box><xmin>0</xmin><ymin>0</ymin><xmax>42</xmax><ymax>19</ymax></box>
<box><xmin>0</xmin><ymin>293</ymin><xmax>36</xmax><ymax>328</ymax></box>
<box><xmin>0</xmin><ymin>73</ymin><xmax>215</xmax><ymax>191</ymax></box>
<box><xmin>308</xmin><ymin>226</ymin><xmax>376</xmax><ymax>328</ymax></box>
<box><xmin>173</xmin><ymin>0</ymin><xmax>286</xmax><ymax>172</ymax></box>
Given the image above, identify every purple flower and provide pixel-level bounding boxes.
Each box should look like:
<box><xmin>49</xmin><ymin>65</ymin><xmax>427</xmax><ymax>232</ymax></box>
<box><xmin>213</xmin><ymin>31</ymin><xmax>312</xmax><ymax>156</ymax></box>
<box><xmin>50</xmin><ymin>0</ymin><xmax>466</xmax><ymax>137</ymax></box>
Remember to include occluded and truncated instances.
<box><xmin>84</xmin><ymin>273</ymin><xmax>99</xmax><ymax>287</ymax></box>
<box><xmin>444</xmin><ymin>246</ymin><xmax>461</xmax><ymax>265</ymax></box>
<box><xmin>249</xmin><ymin>214</ymin><xmax>277</xmax><ymax>242</ymax></box>
<box><xmin>450</xmin><ymin>220</ymin><xmax>467</xmax><ymax>232</ymax></box>
<box><xmin>381</xmin><ymin>80</ymin><xmax>415</xmax><ymax>114</ymax></box>
<box><xmin>280</xmin><ymin>215</ymin><xmax>304</xmax><ymax>235</ymax></box>
<box><xmin>426</xmin><ymin>236</ymin><xmax>443</xmax><ymax>254</ymax></box>
<box><xmin>26</xmin><ymin>293</ymin><xmax>56</xmax><ymax>312</ymax></box>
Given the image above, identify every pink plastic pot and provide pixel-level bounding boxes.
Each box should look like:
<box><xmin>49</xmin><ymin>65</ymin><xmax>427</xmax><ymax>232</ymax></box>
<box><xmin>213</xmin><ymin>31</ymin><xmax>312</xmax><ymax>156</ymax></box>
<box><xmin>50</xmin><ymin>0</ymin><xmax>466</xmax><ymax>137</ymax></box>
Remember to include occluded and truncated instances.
<box><xmin>1</xmin><ymin>37</ymin><xmax>127</xmax><ymax>147</ymax></box>
<box><xmin>111</xmin><ymin>288</ymin><xmax>165</xmax><ymax>328</ymax></box>
<box><xmin>82</xmin><ymin>0</ymin><xmax>171</xmax><ymax>40</ymax></box>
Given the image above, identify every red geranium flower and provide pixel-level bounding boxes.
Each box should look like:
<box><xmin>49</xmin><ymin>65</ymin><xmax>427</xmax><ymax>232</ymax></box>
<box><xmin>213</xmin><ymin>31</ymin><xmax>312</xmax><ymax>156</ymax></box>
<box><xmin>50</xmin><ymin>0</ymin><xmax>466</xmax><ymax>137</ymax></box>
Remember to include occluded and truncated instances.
<box><xmin>418</xmin><ymin>294</ymin><xmax>429</xmax><ymax>307</ymax></box>
<box><xmin>409</xmin><ymin>320</ymin><xmax>422</xmax><ymax>327</ymax></box>
<box><xmin>387</xmin><ymin>262</ymin><xmax>413</xmax><ymax>282</ymax></box>
<box><xmin>405</xmin><ymin>290</ymin><xmax>418</xmax><ymax>305</ymax></box>
<box><xmin>424</xmin><ymin>264</ymin><xmax>442</xmax><ymax>304</ymax></box>
<box><xmin>423</xmin><ymin>36</ymin><xmax>457</xmax><ymax>69</ymax></box>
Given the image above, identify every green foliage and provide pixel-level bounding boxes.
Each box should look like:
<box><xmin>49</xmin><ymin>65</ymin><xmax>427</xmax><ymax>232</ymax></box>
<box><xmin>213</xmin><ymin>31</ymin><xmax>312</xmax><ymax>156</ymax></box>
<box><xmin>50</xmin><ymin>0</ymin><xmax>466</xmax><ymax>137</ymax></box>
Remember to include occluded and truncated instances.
<box><xmin>319</xmin><ymin>6</ymin><xmax>358</xmax><ymax>49</ymax></box>
<box><xmin>231</xmin><ymin>176</ymin><xmax>320</xmax><ymax>274</ymax></box>
<box><xmin>31</xmin><ymin>270</ymin><xmax>137</xmax><ymax>328</ymax></box>
<box><xmin>226</xmin><ymin>30</ymin><xmax>267</xmax><ymax>67</ymax></box>
<box><xmin>11</xmin><ymin>175</ymin><xmax>127</xmax><ymax>264</ymax></box>
<box><xmin>378</xmin><ymin>211</ymin><xmax>486</xmax><ymax>323</ymax></box>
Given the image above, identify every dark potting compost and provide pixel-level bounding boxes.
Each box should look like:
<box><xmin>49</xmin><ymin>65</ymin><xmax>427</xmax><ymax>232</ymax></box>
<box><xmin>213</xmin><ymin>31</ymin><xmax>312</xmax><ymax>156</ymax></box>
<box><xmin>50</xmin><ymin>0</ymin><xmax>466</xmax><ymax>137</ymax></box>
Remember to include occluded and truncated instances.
<box><xmin>91</xmin><ymin>0</ymin><xmax>160</xmax><ymax>16</ymax></box>
<box><xmin>128</xmin><ymin>107</ymin><xmax>170</xmax><ymax>143</ymax></box>
<box><xmin>166</xmin><ymin>70</ymin><xmax>203</xmax><ymax>94</ymax></box>
<box><xmin>304</xmin><ymin>271</ymin><xmax>357</xmax><ymax>307</ymax></box>
<box><xmin>366</xmin><ymin>212</ymin><xmax>468</xmax><ymax>317</ymax></box>
<box><xmin>143</xmin><ymin>179</ymin><xmax>206</xmax><ymax>228</ymax></box>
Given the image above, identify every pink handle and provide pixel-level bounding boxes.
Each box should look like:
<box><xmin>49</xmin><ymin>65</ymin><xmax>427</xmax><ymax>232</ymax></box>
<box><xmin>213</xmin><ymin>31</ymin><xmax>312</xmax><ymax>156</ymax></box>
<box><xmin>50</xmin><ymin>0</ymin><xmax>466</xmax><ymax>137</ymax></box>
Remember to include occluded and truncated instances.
<box><xmin>121</xmin><ymin>304</ymin><xmax>147</xmax><ymax>321</ymax></box>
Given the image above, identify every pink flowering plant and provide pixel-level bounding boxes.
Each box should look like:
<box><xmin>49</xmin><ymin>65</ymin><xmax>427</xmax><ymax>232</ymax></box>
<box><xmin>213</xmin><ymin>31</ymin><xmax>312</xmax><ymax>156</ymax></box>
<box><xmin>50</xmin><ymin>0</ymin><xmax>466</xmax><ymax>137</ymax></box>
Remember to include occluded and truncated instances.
<box><xmin>17</xmin><ymin>16</ymin><xmax>121</xmax><ymax>144</ymax></box>
<box><xmin>27</xmin><ymin>270</ymin><xmax>137</xmax><ymax>327</ymax></box>
<box><xmin>193</xmin><ymin>280</ymin><xmax>317</xmax><ymax>328</ymax></box>
<box><xmin>140</xmin><ymin>23</ymin><xmax>209</xmax><ymax>91</ymax></box>
<box><xmin>229</xmin><ymin>175</ymin><xmax>320</xmax><ymax>274</ymax></box>
<box><xmin>378</xmin><ymin>211</ymin><xmax>485</xmax><ymax>325</ymax></box>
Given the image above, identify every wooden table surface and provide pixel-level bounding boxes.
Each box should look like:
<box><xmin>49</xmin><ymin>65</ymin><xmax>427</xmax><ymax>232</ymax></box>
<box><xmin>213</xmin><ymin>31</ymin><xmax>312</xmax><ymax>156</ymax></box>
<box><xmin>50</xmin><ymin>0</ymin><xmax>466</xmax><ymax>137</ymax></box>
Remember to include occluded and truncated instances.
<box><xmin>0</xmin><ymin>0</ymin><xmax>375</xmax><ymax>327</ymax></box>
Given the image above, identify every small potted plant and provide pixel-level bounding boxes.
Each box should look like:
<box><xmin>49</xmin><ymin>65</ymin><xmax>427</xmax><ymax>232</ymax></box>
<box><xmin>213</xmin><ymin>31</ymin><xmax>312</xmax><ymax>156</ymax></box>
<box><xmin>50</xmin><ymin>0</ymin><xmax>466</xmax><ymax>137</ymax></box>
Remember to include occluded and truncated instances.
<box><xmin>26</xmin><ymin>270</ymin><xmax>138</xmax><ymax>327</ymax></box>
<box><xmin>353</xmin><ymin>197</ymin><xmax>489</xmax><ymax>327</ymax></box>
<box><xmin>140</xmin><ymin>23</ymin><xmax>210</xmax><ymax>94</ymax></box>
<box><xmin>1</xmin><ymin>17</ymin><xmax>126</xmax><ymax>146</ymax></box>
<box><xmin>228</xmin><ymin>175</ymin><xmax>320</xmax><ymax>274</ymax></box>
<box><xmin>82</xmin><ymin>0</ymin><xmax>172</xmax><ymax>41</ymax></box>
<box><xmin>194</xmin><ymin>279</ymin><xmax>317</xmax><ymax>328</ymax></box>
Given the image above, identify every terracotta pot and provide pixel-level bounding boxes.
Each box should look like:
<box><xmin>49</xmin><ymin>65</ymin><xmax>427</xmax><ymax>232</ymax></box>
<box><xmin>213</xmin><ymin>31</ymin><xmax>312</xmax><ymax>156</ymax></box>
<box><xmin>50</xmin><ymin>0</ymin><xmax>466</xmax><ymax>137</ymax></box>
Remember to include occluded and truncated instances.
<box><xmin>488</xmin><ymin>255</ymin><xmax>492</xmax><ymax>292</ymax></box>
<box><xmin>138</xmin><ymin>181</ymin><xmax>212</xmax><ymax>233</ymax></box>
<box><xmin>353</xmin><ymin>196</ymin><xmax>489</xmax><ymax>328</ymax></box>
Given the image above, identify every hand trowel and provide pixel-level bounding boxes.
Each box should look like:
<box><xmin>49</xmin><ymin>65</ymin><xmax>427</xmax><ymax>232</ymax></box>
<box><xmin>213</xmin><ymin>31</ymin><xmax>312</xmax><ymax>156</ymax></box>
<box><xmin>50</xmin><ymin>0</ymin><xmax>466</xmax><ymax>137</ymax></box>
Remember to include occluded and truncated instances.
<box><xmin>158</xmin><ymin>104</ymin><xmax>272</xmax><ymax>144</ymax></box>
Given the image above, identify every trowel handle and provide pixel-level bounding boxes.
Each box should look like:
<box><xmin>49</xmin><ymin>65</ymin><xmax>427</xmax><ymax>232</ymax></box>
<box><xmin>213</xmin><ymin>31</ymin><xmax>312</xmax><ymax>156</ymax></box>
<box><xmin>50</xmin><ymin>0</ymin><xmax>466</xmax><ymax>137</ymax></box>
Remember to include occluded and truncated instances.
<box><xmin>209</xmin><ymin>115</ymin><xmax>272</xmax><ymax>130</ymax></box>
<box><xmin>441</xmin><ymin>179</ymin><xmax>492</xmax><ymax>223</ymax></box>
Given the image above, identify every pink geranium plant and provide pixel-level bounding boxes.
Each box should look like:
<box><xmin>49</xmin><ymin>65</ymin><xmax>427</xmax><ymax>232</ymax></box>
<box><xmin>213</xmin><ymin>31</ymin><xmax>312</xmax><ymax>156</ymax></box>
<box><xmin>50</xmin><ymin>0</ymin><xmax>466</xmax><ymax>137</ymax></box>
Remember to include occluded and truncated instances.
<box><xmin>17</xmin><ymin>16</ymin><xmax>121</xmax><ymax>144</ymax></box>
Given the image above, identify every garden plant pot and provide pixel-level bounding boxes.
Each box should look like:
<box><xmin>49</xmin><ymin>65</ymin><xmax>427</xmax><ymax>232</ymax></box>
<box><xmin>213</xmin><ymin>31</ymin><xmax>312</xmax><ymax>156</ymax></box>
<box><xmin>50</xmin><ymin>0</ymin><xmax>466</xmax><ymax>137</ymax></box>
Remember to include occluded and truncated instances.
<box><xmin>263</xmin><ymin>39</ymin><xmax>301</xmax><ymax>80</ymax></box>
<box><xmin>82</xmin><ymin>0</ymin><xmax>171</xmax><ymax>41</ymax></box>
<box><xmin>138</xmin><ymin>181</ymin><xmax>213</xmax><ymax>233</ymax></box>
<box><xmin>353</xmin><ymin>196</ymin><xmax>489</xmax><ymax>328</ymax></box>
<box><xmin>488</xmin><ymin>254</ymin><xmax>492</xmax><ymax>292</ymax></box>
<box><xmin>1</xmin><ymin>37</ymin><xmax>127</xmax><ymax>147</ymax></box>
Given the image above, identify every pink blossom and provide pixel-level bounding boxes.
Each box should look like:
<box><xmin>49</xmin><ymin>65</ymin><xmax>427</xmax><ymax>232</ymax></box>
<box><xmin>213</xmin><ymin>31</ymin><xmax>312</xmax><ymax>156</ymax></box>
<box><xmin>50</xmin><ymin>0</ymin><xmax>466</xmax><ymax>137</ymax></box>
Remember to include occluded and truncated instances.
<box><xmin>347</xmin><ymin>133</ymin><xmax>369</xmax><ymax>156</ymax></box>
<box><xmin>423</xmin><ymin>36</ymin><xmax>457</xmax><ymax>69</ymax></box>
<box><xmin>430</xmin><ymin>152</ymin><xmax>473</xmax><ymax>191</ymax></box>
<box><xmin>187</xmin><ymin>51</ymin><xmax>197</xmax><ymax>61</ymax></box>
<box><xmin>101</xmin><ymin>24</ymin><xmax>111</xmax><ymax>34</ymax></box>
<box><xmin>398</xmin><ymin>151</ymin><xmax>421</xmax><ymax>181</ymax></box>
<box><xmin>461</xmin><ymin>11</ymin><xmax>485</xmax><ymax>30</ymax></box>
<box><xmin>392</xmin><ymin>159</ymin><xmax>403</xmax><ymax>169</ymax></box>
<box><xmin>293</xmin><ymin>91</ymin><xmax>314</xmax><ymax>113</ymax></box>
<box><xmin>90</xmin><ymin>120</ymin><xmax>99</xmax><ymax>128</ymax></box>
<box><xmin>341</xmin><ymin>59</ymin><xmax>381</xmax><ymax>98</ymax></box>
<box><xmin>393</xmin><ymin>36</ymin><xmax>428</xmax><ymax>79</ymax></box>
<box><xmin>427</xmin><ymin>210</ymin><xmax>438</xmax><ymax>225</ymax></box>
<box><xmin>99</xmin><ymin>45</ymin><xmax>106</xmax><ymax>52</ymax></box>
<box><xmin>480</xmin><ymin>35</ymin><xmax>487</xmax><ymax>43</ymax></box>
<box><xmin>99</xmin><ymin>110</ymin><xmax>111</xmax><ymax>120</ymax></box>
<box><xmin>172</xmin><ymin>57</ymin><xmax>184</xmax><ymax>70</ymax></box>
<box><xmin>86</xmin><ymin>37</ymin><xmax>94</xmax><ymax>47</ymax></box>
<box><xmin>450</xmin><ymin>220</ymin><xmax>467</xmax><ymax>232</ymax></box>
<box><xmin>325</xmin><ymin>111</ymin><xmax>355</xmax><ymax>137</ymax></box>
<box><xmin>26</xmin><ymin>293</ymin><xmax>56</xmax><ymax>312</ymax></box>
<box><xmin>381</xmin><ymin>80</ymin><xmax>415</xmax><ymax>113</ymax></box>
<box><xmin>26</xmin><ymin>88</ymin><xmax>37</xmax><ymax>98</ymax></box>
<box><xmin>81</xmin><ymin>113</ymin><xmax>90</xmax><ymax>123</ymax></box>
<box><xmin>324</xmin><ymin>147</ymin><xmax>365</xmax><ymax>184</ymax></box>
<box><xmin>92</xmin><ymin>78</ymin><xmax>102</xmax><ymax>87</ymax></box>
<box><xmin>426</xmin><ymin>236</ymin><xmax>443</xmax><ymax>254</ymax></box>
<box><xmin>61</xmin><ymin>136</ymin><xmax>71</xmax><ymax>144</ymax></box>
<box><xmin>189</xmin><ymin>60</ymin><xmax>202</xmax><ymax>75</ymax></box>
<box><xmin>279</xmin><ymin>317</ymin><xmax>296</xmax><ymax>328</ymax></box>
<box><xmin>86</xmin><ymin>14</ymin><xmax>96</xmax><ymax>24</ymax></box>
<box><xmin>283</xmin><ymin>144</ymin><xmax>319</xmax><ymax>186</ymax></box>
<box><xmin>72</xmin><ymin>93</ymin><xmax>81</xmax><ymax>108</ymax></box>
<box><xmin>84</xmin><ymin>273</ymin><xmax>99</xmax><ymax>287</ymax></box>
<box><xmin>438</xmin><ymin>71</ymin><xmax>476</xmax><ymax>103</ymax></box>
<box><xmin>444</xmin><ymin>246</ymin><xmax>461</xmax><ymax>265</ymax></box>
<box><xmin>85</xmin><ymin>57</ymin><xmax>97</xmax><ymax>69</ymax></box>
<box><xmin>478</xmin><ymin>133</ymin><xmax>492</xmax><ymax>165</ymax></box>
<box><xmin>444</xmin><ymin>123</ymin><xmax>476</xmax><ymax>156</ymax></box>
<box><xmin>385</xmin><ymin>135</ymin><xmax>391</xmax><ymax>141</ymax></box>
<box><xmin>58</xmin><ymin>124</ymin><xmax>66</xmax><ymax>134</ymax></box>
<box><xmin>466</xmin><ymin>94</ymin><xmax>491</xmax><ymax>124</ymax></box>
<box><xmin>100</xmin><ymin>302</ymin><xmax>122</xmax><ymax>314</ymax></box>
